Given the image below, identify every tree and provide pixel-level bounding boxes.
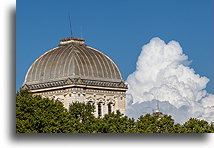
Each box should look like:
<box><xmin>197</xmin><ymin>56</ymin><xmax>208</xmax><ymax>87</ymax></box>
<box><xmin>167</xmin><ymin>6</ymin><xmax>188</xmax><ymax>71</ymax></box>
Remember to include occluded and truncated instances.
<box><xmin>16</xmin><ymin>90</ymin><xmax>80</xmax><ymax>133</ymax></box>
<box><xmin>16</xmin><ymin>90</ymin><xmax>214</xmax><ymax>133</ymax></box>
<box><xmin>172</xmin><ymin>123</ymin><xmax>183</xmax><ymax>133</ymax></box>
<box><xmin>211</xmin><ymin>122</ymin><xmax>214</xmax><ymax>132</ymax></box>
<box><xmin>68</xmin><ymin>102</ymin><xmax>95</xmax><ymax>123</ymax></box>
<box><xmin>181</xmin><ymin>118</ymin><xmax>214</xmax><ymax>133</ymax></box>
<box><xmin>68</xmin><ymin>102</ymin><xmax>98</xmax><ymax>133</ymax></box>
<box><xmin>135</xmin><ymin>114</ymin><xmax>175</xmax><ymax>133</ymax></box>
<box><xmin>96</xmin><ymin>110</ymin><xmax>135</xmax><ymax>133</ymax></box>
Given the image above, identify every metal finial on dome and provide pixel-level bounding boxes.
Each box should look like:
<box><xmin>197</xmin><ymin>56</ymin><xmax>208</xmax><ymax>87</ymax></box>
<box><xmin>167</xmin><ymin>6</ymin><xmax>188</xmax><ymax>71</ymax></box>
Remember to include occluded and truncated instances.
<box><xmin>60</xmin><ymin>37</ymin><xmax>85</xmax><ymax>45</ymax></box>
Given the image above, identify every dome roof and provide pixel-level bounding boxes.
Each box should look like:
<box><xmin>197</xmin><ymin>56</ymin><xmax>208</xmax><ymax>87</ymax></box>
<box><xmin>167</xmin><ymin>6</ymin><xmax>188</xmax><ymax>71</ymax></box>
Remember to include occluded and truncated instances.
<box><xmin>24</xmin><ymin>37</ymin><xmax>123</xmax><ymax>85</ymax></box>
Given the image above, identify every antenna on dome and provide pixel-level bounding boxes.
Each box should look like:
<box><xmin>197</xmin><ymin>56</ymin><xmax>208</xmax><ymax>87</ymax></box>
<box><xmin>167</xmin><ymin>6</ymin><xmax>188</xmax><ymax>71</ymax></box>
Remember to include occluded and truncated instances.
<box><xmin>80</xmin><ymin>25</ymin><xmax>83</xmax><ymax>39</ymax></box>
<box><xmin>68</xmin><ymin>13</ymin><xmax>73</xmax><ymax>37</ymax></box>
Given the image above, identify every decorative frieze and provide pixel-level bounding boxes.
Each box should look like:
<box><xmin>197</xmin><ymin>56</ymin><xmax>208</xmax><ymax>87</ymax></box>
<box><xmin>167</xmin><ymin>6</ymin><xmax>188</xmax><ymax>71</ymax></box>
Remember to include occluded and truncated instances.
<box><xmin>23</xmin><ymin>77</ymin><xmax>128</xmax><ymax>91</ymax></box>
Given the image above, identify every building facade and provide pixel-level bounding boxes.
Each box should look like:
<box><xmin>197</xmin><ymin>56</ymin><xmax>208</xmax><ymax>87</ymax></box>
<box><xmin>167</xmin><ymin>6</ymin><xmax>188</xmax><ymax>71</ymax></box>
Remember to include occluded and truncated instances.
<box><xmin>22</xmin><ymin>37</ymin><xmax>128</xmax><ymax>117</ymax></box>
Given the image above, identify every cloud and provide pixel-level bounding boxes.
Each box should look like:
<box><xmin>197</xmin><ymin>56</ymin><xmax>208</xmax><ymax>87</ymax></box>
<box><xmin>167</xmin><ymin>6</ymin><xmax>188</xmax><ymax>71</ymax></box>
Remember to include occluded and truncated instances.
<box><xmin>126</xmin><ymin>37</ymin><xmax>214</xmax><ymax>123</ymax></box>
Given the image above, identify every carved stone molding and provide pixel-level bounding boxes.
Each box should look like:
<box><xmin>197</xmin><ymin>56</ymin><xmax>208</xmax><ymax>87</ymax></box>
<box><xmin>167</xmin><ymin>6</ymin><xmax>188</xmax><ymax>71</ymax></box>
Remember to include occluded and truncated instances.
<box><xmin>23</xmin><ymin>77</ymin><xmax>128</xmax><ymax>91</ymax></box>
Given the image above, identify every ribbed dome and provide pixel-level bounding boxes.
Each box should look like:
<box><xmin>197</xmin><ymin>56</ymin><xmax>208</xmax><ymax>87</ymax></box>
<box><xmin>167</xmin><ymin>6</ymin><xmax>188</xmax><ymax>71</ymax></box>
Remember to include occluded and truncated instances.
<box><xmin>24</xmin><ymin>37</ymin><xmax>123</xmax><ymax>85</ymax></box>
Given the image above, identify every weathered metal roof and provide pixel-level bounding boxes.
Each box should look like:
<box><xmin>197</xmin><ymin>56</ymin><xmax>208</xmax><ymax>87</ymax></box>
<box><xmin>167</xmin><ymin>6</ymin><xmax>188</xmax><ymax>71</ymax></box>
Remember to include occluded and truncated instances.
<box><xmin>24</xmin><ymin>37</ymin><xmax>123</xmax><ymax>85</ymax></box>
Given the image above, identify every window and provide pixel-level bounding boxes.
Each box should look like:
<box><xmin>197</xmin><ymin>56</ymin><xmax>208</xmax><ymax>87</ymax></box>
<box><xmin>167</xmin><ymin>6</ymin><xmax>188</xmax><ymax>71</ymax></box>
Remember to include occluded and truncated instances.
<box><xmin>98</xmin><ymin>103</ymin><xmax>102</xmax><ymax>117</ymax></box>
<box><xmin>88</xmin><ymin>99</ymin><xmax>94</xmax><ymax>105</ymax></box>
<box><xmin>108</xmin><ymin>103</ymin><xmax>112</xmax><ymax>114</ymax></box>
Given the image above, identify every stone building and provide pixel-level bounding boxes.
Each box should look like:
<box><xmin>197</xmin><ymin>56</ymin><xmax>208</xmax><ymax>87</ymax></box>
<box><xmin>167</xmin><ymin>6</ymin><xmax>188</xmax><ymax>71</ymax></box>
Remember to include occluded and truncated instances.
<box><xmin>153</xmin><ymin>103</ymin><xmax>164</xmax><ymax>119</ymax></box>
<box><xmin>22</xmin><ymin>37</ymin><xmax>128</xmax><ymax>117</ymax></box>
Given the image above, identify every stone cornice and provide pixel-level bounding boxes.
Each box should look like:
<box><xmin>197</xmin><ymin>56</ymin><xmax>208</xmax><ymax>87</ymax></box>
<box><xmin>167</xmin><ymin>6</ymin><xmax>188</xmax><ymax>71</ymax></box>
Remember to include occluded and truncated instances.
<box><xmin>22</xmin><ymin>77</ymin><xmax>128</xmax><ymax>91</ymax></box>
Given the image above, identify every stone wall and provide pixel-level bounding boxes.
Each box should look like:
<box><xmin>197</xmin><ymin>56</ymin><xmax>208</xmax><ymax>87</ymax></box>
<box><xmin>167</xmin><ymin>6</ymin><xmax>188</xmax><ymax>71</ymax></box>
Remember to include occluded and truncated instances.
<box><xmin>33</xmin><ymin>87</ymin><xmax>126</xmax><ymax>117</ymax></box>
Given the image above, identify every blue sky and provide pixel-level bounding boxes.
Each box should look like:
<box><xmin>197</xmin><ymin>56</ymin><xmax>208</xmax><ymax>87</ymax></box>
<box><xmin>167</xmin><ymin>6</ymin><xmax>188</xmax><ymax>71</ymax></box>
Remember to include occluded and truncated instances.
<box><xmin>16</xmin><ymin>0</ymin><xmax>213</xmax><ymax>93</ymax></box>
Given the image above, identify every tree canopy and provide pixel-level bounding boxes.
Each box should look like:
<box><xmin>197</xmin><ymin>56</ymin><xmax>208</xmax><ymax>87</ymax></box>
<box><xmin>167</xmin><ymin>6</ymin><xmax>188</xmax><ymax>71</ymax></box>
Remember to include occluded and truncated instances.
<box><xmin>16</xmin><ymin>90</ymin><xmax>214</xmax><ymax>133</ymax></box>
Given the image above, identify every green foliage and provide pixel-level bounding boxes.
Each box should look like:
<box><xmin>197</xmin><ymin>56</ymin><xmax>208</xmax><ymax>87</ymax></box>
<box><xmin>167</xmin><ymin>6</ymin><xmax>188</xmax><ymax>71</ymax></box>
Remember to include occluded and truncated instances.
<box><xmin>68</xmin><ymin>102</ymin><xmax>95</xmax><ymax>123</ymax></box>
<box><xmin>96</xmin><ymin>111</ymin><xmax>135</xmax><ymax>133</ymax></box>
<box><xmin>16</xmin><ymin>90</ymin><xmax>80</xmax><ymax>133</ymax></box>
<box><xmin>135</xmin><ymin>114</ymin><xmax>175</xmax><ymax>133</ymax></box>
<box><xmin>181</xmin><ymin>118</ymin><xmax>214</xmax><ymax>133</ymax></box>
<box><xmin>173</xmin><ymin>123</ymin><xmax>183</xmax><ymax>133</ymax></box>
<box><xmin>68</xmin><ymin>102</ymin><xmax>98</xmax><ymax>133</ymax></box>
<box><xmin>16</xmin><ymin>90</ymin><xmax>214</xmax><ymax>133</ymax></box>
<box><xmin>211</xmin><ymin>122</ymin><xmax>214</xmax><ymax>132</ymax></box>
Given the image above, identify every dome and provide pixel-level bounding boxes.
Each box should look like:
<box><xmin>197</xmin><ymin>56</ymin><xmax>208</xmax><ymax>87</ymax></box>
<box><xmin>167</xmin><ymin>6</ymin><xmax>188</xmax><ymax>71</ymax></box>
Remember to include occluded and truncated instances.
<box><xmin>24</xmin><ymin>37</ymin><xmax>123</xmax><ymax>85</ymax></box>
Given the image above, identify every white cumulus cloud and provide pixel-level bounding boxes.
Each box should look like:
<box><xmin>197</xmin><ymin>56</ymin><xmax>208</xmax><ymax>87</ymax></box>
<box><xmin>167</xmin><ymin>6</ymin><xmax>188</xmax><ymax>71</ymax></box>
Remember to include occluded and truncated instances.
<box><xmin>126</xmin><ymin>37</ymin><xmax>214</xmax><ymax>123</ymax></box>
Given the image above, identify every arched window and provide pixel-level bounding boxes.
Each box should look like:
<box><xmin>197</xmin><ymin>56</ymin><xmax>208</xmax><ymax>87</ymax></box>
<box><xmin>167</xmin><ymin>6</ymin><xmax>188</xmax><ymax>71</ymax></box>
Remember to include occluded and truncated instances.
<box><xmin>98</xmin><ymin>103</ymin><xmax>102</xmax><ymax>117</ymax></box>
<box><xmin>108</xmin><ymin>103</ymin><xmax>112</xmax><ymax>114</ymax></box>
<box><xmin>88</xmin><ymin>98</ymin><xmax>94</xmax><ymax>104</ymax></box>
